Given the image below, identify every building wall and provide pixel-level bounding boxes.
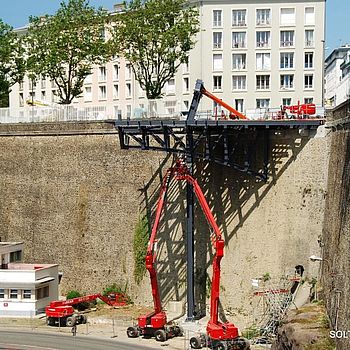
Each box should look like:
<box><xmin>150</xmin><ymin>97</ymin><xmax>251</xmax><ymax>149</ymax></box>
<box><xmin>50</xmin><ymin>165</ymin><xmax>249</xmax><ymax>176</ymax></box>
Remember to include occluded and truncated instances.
<box><xmin>0</xmin><ymin>122</ymin><xmax>328</xmax><ymax>328</ymax></box>
<box><xmin>9</xmin><ymin>0</ymin><xmax>325</xmax><ymax>118</ymax></box>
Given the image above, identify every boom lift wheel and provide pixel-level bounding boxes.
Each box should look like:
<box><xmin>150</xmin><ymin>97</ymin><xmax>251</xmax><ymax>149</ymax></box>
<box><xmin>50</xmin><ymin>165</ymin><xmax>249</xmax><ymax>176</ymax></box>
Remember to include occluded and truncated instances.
<box><xmin>80</xmin><ymin>314</ymin><xmax>87</xmax><ymax>324</ymax></box>
<box><xmin>66</xmin><ymin>316</ymin><xmax>76</xmax><ymax>327</ymax></box>
<box><xmin>154</xmin><ymin>329</ymin><xmax>167</xmax><ymax>342</ymax></box>
<box><xmin>127</xmin><ymin>326</ymin><xmax>140</xmax><ymax>338</ymax></box>
<box><xmin>190</xmin><ymin>336</ymin><xmax>203</xmax><ymax>349</ymax></box>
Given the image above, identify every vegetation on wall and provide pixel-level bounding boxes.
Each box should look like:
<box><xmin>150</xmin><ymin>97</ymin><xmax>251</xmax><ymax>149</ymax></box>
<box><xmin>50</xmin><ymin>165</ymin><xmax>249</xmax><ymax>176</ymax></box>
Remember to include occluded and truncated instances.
<box><xmin>102</xmin><ymin>282</ymin><xmax>132</xmax><ymax>304</ymax></box>
<box><xmin>133</xmin><ymin>215</ymin><xmax>150</xmax><ymax>284</ymax></box>
<box><xmin>66</xmin><ymin>290</ymin><xmax>89</xmax><ymax>311</ymax></box>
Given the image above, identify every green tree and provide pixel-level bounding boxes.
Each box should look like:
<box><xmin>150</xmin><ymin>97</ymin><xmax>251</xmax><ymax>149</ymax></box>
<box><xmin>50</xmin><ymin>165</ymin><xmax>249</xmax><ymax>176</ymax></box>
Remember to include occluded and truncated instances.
<box><xmin>0</xmin><ymin>20</ymin><xmax>25</xmax><ymax>107</ymax></box>
<box><xmin>112</xmin><ymin>0</ymin><xmax>199</xmax><ymax>99</ymax></box>
<box><xmin>26</xmin><ymin>0</ymin><xmax>112</xmax><ymax>104</ymax></box>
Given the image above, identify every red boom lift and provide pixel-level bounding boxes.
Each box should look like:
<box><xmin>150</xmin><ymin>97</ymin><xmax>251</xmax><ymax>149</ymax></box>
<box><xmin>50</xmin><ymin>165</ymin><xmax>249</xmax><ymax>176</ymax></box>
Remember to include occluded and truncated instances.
<box><xmin>126</xmin><ymin>168</ymin><xmax>182</xmax><ymax>341</ymax></box>
<box><xmin>127</xmin><ymin>159</ymin><xmax>249</xmax><ymax>348</ymax></box>
<box><xmin>46</xmin><ymin>292</ymin><xmax>128</xmax><ymax>327</ymax></box>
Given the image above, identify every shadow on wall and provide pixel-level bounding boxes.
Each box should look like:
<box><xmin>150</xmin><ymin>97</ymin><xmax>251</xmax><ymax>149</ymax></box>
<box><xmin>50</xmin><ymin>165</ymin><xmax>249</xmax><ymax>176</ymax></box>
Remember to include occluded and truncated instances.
<box><xmin>138</xmin><ymin>128</ymin><xmax>311</xmax><ymax>318</ymax></box>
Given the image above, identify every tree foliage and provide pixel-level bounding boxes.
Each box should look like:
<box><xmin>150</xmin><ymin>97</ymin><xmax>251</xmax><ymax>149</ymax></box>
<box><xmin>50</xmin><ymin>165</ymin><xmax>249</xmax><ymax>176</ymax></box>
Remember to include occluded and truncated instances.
<box><xmin>112</xmin><ymin>0</ymin><xmax>199</xmax><ymax>99</ymax></box>
<box><xmin>0</xmin><ymin>20</ymin><xmax>25</xmax><ymax>107</ymax></box>
<box><xmin>26</xmin><ymin>0</ymin><xmax>112</xmax><ymax>104</ymax></box>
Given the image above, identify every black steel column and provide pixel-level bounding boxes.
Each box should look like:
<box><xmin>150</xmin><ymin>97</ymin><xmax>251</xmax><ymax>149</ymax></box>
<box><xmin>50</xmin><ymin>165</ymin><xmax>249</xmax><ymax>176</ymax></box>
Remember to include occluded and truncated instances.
<box><xmin>186</xmin><ymin>127</ymin><xmax>195</xmax><ymax>320</ymax></box>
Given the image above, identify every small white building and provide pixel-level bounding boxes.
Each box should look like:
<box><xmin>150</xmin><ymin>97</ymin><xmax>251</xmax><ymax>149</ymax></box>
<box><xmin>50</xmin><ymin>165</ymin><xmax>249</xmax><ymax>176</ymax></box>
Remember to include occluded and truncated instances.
<box><xmin>0</xmin><ymin>242</ymin><xmax>59</xmax><ymax>317</ymax></box>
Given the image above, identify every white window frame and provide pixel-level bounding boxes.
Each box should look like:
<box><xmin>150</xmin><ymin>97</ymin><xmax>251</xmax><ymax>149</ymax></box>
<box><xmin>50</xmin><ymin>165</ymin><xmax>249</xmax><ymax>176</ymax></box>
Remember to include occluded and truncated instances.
<box><xmin>10</xmin><ymin>289</ymin><xmax>18</xmax><ymax>299</ymax></box>
<box><xmin>98</xmin><ymin>66</ymin><xmax>106</xmax><ymax>82</ymax></box>
<box><xmin>305</xmin><ymin>52</ymin><xmax>314</xmax><ymax>69</ymax></box>
<box><xmin>98</xmin><ymin>85</ymin><xmax>107</xmax><ymax>100</ymax></box>
<box><xmin>280</xmin><ymin>8</ymin><xmax>295</xmax><ymax>26</ymax></box>
<box><xmin>305</xmin><ymin>30</ymin><xmax>314</xmax><ymax>47</ymax></box>
<box><xmin>232</xmin><ymin>53</ymin><xmax>246</xmax><ymax>70</ymax></box>
<box><xmin>280</xmin><ymin>31</ymin><xmax>294</xmax><ymax>47</ymax></box>
<box><xmin>304</xmin><ymin>98</ymin><xmax>313</xmax><ymax>104</ymax></box>
<box><xmin>256</xmin><ymin>99</ymin><xmax>270</xmax><ymax>108</ymax></box>
<box><xmin>213</xmin><ymin>75</ymin><xmax>222</xmax><ymax>91</ymax></box>
<box><xmin>113</xmin><ymin>84</ymin><xmax>119</xmax><ymax>99</ymax></box>
<box><xmin>84</xmin><ymin>86</ymin><xmax>92</xmax><ymax>102</ymax></box>
<box><xmin>304</xmin><ymin>74</ymin><xmax>314</xmax><ymax>89</ymax></box>
<box><xmin>213</xmin><ymin>32</ymin><xmax>223</xmax><ymax>49</ymax></box>
<box><xmin>282</xmin><ymin>98</ymin><xmax>292</xmax><ymax>106</ymax></box>
<box><xmin>213</xmin><ymin>54</ymin><xmax>223</xmax><ymax>71</ymax></box>
<box><xmin>23</xmin><ymin>289</ymin><xmax>32</xmax><ymax>299</ymax></box>
<box><xmin>213</xmin><ymin>10</ymin><xmax>223</xmax><ymax>27</ymax></box>
<box><xmin>113</xmin><ymin>65</ymin><xmax>119</xmax><ymax>81</ymax></box>
<box><xmin>0</xmin><ymin>289</ymin><xmax>4</xmax><ymax>299</ymax></box>
<box><xmin>256</xmin><ymin>75</ymin><xmax>270</xmax><ymax>90</ymax></box>
<box><xmin>235</xmin><ymin>99</ymin><xmax>244</xmax><ymax>113</ymax></box>
<box><xmin>256</xmin><ymin>31</ymin><xmax>270</xmax><ymax>48</ymax></box>
<box><xmin>232</xmin><ymin>32</ymin><xmax>246</xmax><ymax>49</ymax></box>
<box><xmin>280</xmin><ymin>52</ymin><xmax>294</xmax><ymax>69</ymax></box>
<box><xmin>126</xmin><ymin>82</ymin><xmax>132</xmax><ymax>97</ymax></box>
<box><xmin>256</xmin><ymin>9</ymin><xmax>271</xmax><ymax>26</ymax></box>
<box><xmin>183</xmin><ymin>77</ymin><xmax>189</xmax><ymax>93</ymax></box>
<box><xmin>256</xmin><ymin>53</ymin><xmax>271</xmax><ymax>71</ymax></box>
<box><xmin>232</xmin><ymin>10</ymin><xmax>246</xmax><ymax>27</ymax></box>
<box><xmin>280</xmin><ymin>74</ymin><xmax>294</xmax><ymax>89</ymax></box>
<box><xmin>305</xmin><ymin>7</ymin><xmax>315</xmax><ymax>25</ymax></box>
<box><xmin>232</xmin><ymin>75</ymin><xmax>246</xmax><ymax>90</ymax></box>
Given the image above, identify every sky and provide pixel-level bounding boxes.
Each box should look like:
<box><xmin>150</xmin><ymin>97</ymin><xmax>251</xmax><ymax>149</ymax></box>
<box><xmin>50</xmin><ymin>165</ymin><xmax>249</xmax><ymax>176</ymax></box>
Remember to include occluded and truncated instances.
<box><xmin>0</xmin><ymin>0</ymin><xmax>348</xmax><ymax>58</ymax></box>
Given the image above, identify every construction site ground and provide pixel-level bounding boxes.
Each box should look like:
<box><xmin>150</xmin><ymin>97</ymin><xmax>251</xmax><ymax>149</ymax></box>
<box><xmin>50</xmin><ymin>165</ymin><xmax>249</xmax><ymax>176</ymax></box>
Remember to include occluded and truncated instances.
<box><xmin>0</xmin><ymin>304</ymin><xmax>267</xmax><ymax>349</ymax></box>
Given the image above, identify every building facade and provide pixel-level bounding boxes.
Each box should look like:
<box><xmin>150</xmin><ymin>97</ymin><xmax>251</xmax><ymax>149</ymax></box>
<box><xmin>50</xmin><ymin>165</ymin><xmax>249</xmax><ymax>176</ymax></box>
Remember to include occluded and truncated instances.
<box><xmin>325</xmin><ymin>45</ymin><xmax>350</xmax><ymax>109</ymax></box>
<box><xmin>0</xmin><ymin>242</ymin><xmax>59</xmax><ymax>317</ymax></box>
<box><xmin>9</xmin><ymin>0</ymin><xmax>326</xmax><ymax>120</ymax></box>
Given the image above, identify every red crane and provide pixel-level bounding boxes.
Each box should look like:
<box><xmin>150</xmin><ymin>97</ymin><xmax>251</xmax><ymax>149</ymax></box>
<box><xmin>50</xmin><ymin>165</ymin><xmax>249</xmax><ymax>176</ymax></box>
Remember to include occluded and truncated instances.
<box><xmin>45</xmin><ymin>292</ymin><xmax>128</xmax><ymax>327</ymax></box>
<box><xmin>127</xmin><ymin>159</ymin><xmax>249</xmax><ymax>348</ymax></box>
<box><xmin>126</xmin><ymin>168</ymin><xmax>182</xmax><ymax>341</ymax></box>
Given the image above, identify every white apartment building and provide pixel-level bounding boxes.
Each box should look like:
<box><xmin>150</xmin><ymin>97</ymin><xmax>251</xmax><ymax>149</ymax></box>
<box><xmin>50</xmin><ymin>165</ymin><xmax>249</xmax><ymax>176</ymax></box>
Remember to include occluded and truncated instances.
<box><xmin>0</xmin><ymin>242</ymin><xmax>59</xmax><ymax>317</ymax></box>
<box><xmin>9</xmin><ymin>0</ymin><xmax>326</xmax><ymax>120</ymax></box>
<box><xmin>325</xmin><ymin>45</ymin><xmax>350</xmax><ymax>109</ymax></box>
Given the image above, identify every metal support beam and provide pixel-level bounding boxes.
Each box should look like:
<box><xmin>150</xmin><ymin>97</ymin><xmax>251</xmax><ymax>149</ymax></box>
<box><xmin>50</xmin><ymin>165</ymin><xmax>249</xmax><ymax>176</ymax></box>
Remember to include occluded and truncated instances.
<box><xmin>186</xmin><ymin>127</ymin><xmax>195</xmax><ymax>321</ymax></box>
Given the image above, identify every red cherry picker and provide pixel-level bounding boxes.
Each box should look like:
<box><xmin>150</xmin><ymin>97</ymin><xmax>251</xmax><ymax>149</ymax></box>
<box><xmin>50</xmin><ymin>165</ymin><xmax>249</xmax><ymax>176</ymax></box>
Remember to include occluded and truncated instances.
<box><xmin>127</xmin><ymin>160</ymin><xmax>249</xmax><ymax>348</ymax></box>
<box><xmin>126</xmin><ymin>167</ymin><xmax>182</xmax><ymax>341</ymax></box>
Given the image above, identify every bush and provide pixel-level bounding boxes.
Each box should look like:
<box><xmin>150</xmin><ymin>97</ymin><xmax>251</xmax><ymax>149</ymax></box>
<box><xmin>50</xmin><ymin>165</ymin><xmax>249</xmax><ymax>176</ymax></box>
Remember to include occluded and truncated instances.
<box><xmin>66</xmin><ymin>290</ymin><xmax>89</xmax><ymax>311</ymax></box>
<box><xmin>133</xmin><ymin>215</ymin><xmax>150</xmax><ymax>284</ymax></box>
<box><xmin>102</xmin><ymin>283</ymin><xmax>132</xmax><ymax>304</ymax></box>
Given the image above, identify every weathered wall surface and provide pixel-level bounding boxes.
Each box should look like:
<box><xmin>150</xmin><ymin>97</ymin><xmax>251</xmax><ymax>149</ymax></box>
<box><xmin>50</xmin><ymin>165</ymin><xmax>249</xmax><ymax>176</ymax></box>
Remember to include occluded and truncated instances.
<box><xmin>0</xmin><ymin>122</ymin><xmax>328</xmax><ymax>329</ymax></box>
<box><xmin>322</xmin><ymin>100</ymin><xmax>350</xmax><ymax>350</ymax></box>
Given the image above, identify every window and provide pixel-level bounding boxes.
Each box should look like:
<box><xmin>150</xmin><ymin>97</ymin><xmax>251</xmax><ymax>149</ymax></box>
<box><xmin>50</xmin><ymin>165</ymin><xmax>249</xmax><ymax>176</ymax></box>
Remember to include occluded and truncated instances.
<box><xmin>304</xmin><ymin>97</ymin><xmax>313</xmax><ymax>104</ymax></box>
<box><xmin>10</xmin><ymin>251</ymin><xmax>22</xmax><ymax>263</ymax></box>
<box><xmin>30</xmin><ymin>80</ymin><xmax>36</xmax><ymax>90</ymax></box>
<box><xmin>280</xmin><ymin>8</ymin><xmax>295</xmax><ymax>25</ymax></box>
<box><xmin>166</xmin><ymin>79</ymin><xmax>175</xmax><ymax>94</ymax></box>
<box><xmin>232</xmin><ymin>54</ymin><xmax>246</xmax><ymax>70</ymax></box>
<box><xmin>126</xmin><ymin>83</ymin><xmax>132</xmax><ymax>97</ymax></box>
<box><xmin>19</xmin><ymin>81</ymin><xmax>24</xmax><ymax>91</ymax></box>
<box><xmin>41</xmin><ymin>91</ymin><xmax>46</xmax><ymax>102</ymax></box>
<box><xmin>213</xmin><ymin>32</ymin><xmax>223</xmax><ymax>49</ymax></box>
<box><xmin>41</xmin><ymin>77</ymin><xmax>46</xmax><ymax>90</ymax></box>
<box><xmin>84</xmin><ymin>74</ymin><xmax>92</xmax><ymax>84</ymax></box>
<box><xmin>280</xmin><ymin>53</ymin><xmax>294</xmax><ymax>69</ymax></box>
<box><xmin>36</xmin><ymin>286</ymin><xmax>49</xmax><ymax>300</ymax></box>
<box><xmin>282</xmin><ymin>98</ymin><xmax>292</xmax><ymax>106</ymax></box>
<box><xmin>114</xmin><ymin>106</ymin><xmax>122</xmax><ymax>120</ymax></box>
<box><xmin>19</xmin><ymin>93</ymin><xmax>24</xmax><ymax>107</ymax></box>
<box><xmin>213</xmin><ymin>76</ymin><xmax>222</xmax><ymax>91</ymax></box>
<box><xmin>98</xmin><ymin>66</ymin><xmax>106</xmax><ymax>81</ymax></box>
<box><xmin>256</xmin><ymin>99</ymin><xmax>270</xmax><ymax>108</ymax></box>
<box><xmin>113</xmin><ymin>65</ymin><xmax>119</xmax><ymax>80</ymax></box>
<box><xmin>256</xmin><ymin>75</ymin><xmax>270</xmax><ymax>90</ymax></box>
<box><xmin>304</xmin><ymin>74</ymin><xmax>314</xmax><ymax>89</ymax></box>
<box><xmin>183</xmin><ymin>59</ymin><xmax>189</xmax><ymax>74</ymax></box>
<box><xmin>43</xmin><ymin>286</ymin><xmax>49</xmax><ymax>298</ymax></box>
<box><xmin>305</xmin><ymin>30</ymin><xmax>314</xmax><ymax>47</ymax></box>
<box><xmin>280</xmin><ymin>31</ymin><xmax>294</xmax><ymax>47</ymax></box>
<box><xmin>256</xmin><ymin>53</ymin><xmax>271</xmax><ymax>70</ymax></box>
<box><xmin>280</xmin><ymin>74</ymin><xmax>294</xmax><ymax>89</ymax></box>
<box><xmin>126</xmin><ymin>63</ymin><xmax>132</xmax><ymax>80</ymax></box>
<box><xmin>183</xmin><ymin>77</ymin><xmax>189</xmax><ymax>92</ymax></box>
<box><xmin>256</xmin><ymin>31</ymin><xmax>270</xmax><ymax>48</ymax></box>
<box><xmin>113</xmin><ymin>84</ymin><xmax>119</xmax><ymax>99</ymax></box>
<box><xmin>305</xmin><ymin>52</ymin><xmax>314</xmax><ymax>68</ymax></box>
<box><xmin>213</xmin><ymin>10</ymin><xmax>222</xmax><ymax>27</ymax></box>
<box><xmin>10</xmin><ymin>289</ymin><xmax>18</xmax><ymax>299</ymax></box>
<box><xmin>235</xmin><ymin>99</ymin><xmax>244</xmax><ymax>113</ymax></box>
<box><xmin>0</xmin><ymin>289</ymin><xmax>4</xmax><ymax>298</ymax></box>
<box><xmin>232</xmin><ymin>75</ymin><xmax>246</xmax><ymax>90</ymax></box>
<box><xmin>232</xmin><ymin>32</ymin><xmax>246</xmax><ymax>48</ymax></box>
<box><xmin>98</xmin><ymin>85</ymin><xmax>106</xmax><ymax>100</ymax></box>
<box><xmin>256</xmin><ymin>9</ymin><xmax>271</xmax><ymax>25</ymax></box>
<box><xmin>183</xmin><ymin>100</ymin><xmax>189</xmax><ymax>110</ymax></box>
<box><xmin>213</xmin><ymin>54</ymin><xmax>223</xmax><ymax>71</ymax></box>
<box><xmin>84</xmin><ymin>86</ymin><xmax>92</xmax><ymax>101</ymax></box>
<box><xmin>126</xmin><ymin>105</ymin><xmax>132</xmax><ymax>118</ymax></box>
<box><xmin>305</xmin><ymin>7</ymin><xmax>315</xmax><ymax>25</ymax></box>
<box><xmin>232</xmin><ymin>10</ymin><xmax>246</xmax><ymax>26</ymax></box>
<box><xmin>23</xmin><ymin>290</ymin><xmax>31</xmax><ymax>299</ymax></box>
<box><xmin>51</xmin><ymin>90</ymin><xmax>58</xmax><ymax>103</ymax></box>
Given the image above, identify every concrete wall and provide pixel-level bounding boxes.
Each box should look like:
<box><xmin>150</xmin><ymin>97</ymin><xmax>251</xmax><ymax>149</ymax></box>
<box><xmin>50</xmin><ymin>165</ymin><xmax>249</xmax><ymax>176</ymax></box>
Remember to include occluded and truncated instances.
<box><xmin>0</xmin><ymin>122</ymin><xmax>328</xmax><ymax>328</ymax></box>
<box><xmin>322</xmin><ymin>100</ymin><xmax>350</xmax><ymax>350</ymax></box>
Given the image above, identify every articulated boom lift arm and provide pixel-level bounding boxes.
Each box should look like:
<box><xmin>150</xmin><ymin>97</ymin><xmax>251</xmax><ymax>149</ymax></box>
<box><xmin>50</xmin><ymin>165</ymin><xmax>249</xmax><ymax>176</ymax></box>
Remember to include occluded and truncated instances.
<box><xmin>171</xmin><ymin>160</ymin><xmax>239</xmax><ymax>341</ymax></box>
<box><xmin>187</xmin><ymin>79</ymin><xmax>249</xmax><ymax>122</ymax></box>
<box><xmin>138</xmin><ymin>169</ymin><xmax>173</xmax><ymax>329</ymax></box>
